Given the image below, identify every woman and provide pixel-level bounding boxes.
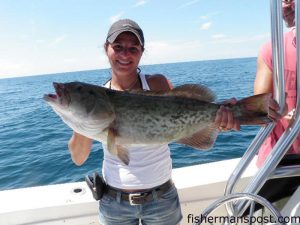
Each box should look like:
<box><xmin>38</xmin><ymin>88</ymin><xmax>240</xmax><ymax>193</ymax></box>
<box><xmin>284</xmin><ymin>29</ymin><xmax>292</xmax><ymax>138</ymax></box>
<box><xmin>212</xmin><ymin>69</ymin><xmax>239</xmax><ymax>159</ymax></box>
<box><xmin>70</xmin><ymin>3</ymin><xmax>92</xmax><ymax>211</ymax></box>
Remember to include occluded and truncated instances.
<box><xmin>68</xmin><ymin>19</ymin><xmax>240</xmax><ymax>225</ymax></box>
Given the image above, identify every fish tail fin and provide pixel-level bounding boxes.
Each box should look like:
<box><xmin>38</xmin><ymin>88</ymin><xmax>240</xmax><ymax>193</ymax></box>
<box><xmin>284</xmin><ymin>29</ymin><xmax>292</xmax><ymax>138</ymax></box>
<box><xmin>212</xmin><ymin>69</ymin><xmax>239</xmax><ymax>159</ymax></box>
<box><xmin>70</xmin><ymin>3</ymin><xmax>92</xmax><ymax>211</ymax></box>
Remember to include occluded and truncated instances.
<box><xmin>233</xmin><ymin>93</ymin><xmax>273</xmax><ymax>125</ymax></box>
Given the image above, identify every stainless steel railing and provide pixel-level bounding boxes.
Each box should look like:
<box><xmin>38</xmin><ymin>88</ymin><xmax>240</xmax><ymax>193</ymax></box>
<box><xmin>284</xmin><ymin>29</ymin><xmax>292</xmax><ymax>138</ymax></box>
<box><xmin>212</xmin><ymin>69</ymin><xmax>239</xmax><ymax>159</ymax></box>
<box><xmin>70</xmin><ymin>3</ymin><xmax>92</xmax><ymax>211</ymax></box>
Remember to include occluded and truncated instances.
<box><xmin>225</xmin><ymin>0</ymin><xmax>285</xmax><ymax>199</ymax></box>
<box><xmin>224</xmin><ymin>0</ymin><xmax>300</xmax><ymax>216</ymax></box>
<box><xmin>195</xmin><ymin>193</ymin><xmax>284</xmax><ymax>225</ymax></box>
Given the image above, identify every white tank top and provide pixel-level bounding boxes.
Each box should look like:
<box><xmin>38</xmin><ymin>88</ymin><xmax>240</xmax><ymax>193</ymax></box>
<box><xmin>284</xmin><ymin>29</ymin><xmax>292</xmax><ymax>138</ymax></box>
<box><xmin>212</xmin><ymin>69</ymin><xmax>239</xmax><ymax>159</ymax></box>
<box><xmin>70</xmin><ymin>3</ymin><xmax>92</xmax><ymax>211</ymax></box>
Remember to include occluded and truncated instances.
<box><xmin>102</xmin><ymin>73</ymin><xmax>172</xmax><ymax>189</ymax></box>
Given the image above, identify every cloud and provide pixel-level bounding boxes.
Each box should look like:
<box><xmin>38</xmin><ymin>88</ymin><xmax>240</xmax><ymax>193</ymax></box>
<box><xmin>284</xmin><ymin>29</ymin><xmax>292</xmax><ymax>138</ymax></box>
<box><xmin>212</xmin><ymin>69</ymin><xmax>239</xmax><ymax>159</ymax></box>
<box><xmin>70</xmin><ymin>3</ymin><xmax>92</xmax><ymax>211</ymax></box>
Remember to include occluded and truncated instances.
<box><xmin>142</xmin><ymin>40</ymin><xmax>205</xmax><ymax>65</ymax></box>
<box><xmin>200</xmin><ymin>12</ymin><xmax>220</xmax><ymax>20</ymax></box>
<box><xmin>52</xmin><ymin>34</ymin><xmax>67</xmax><ymax>45</ymax></box>
<box><xmin>46</xmin><ymin>34</ymin><xmax>68</xmax><ymax>47</ymax></box>
<box><xmin>63</xmin><ymin>58</ymin><xmax>77</xmax><ymax>63</ymax></box>
<box><xmin>35</xmin><ymin>39</ymin><xmax>45</xmax><ymax>44</ymax></box>
<box><xmin>212</xmin><ymin>34</ymin><xmax>226</xmax><ymax>39</ymax></box>
<box><xmin>178</xmin><ymin>0</ymin><xmax>200</xmax><ymax>9</ymax></box>
<box><xmin>0</xmin><ymin>59</ymin><xmax>34</xmax><ymax>78</ymax></box>
<box><xmin>140</xmin><ymin>32</ymin><xmax>270</xmax><ymax>66</ymax></box>
<box><xmin>133</xmin><ymin>0</ymin><xmax>148</xmax><ymax>8</ymax></box>
<box><xmin>211</xmin><ymin>33</ymin><xmax>270</xmax><ymax>44</ymax></box>
<box><xmin>200</xmin><ymin>22</ymin><xmax>212</xmax><ymax>30</ymax></box>
<box><xmin>110</xmin><ymin>12</ymin><xmax>124</xmax><ymax>24</ymax></box>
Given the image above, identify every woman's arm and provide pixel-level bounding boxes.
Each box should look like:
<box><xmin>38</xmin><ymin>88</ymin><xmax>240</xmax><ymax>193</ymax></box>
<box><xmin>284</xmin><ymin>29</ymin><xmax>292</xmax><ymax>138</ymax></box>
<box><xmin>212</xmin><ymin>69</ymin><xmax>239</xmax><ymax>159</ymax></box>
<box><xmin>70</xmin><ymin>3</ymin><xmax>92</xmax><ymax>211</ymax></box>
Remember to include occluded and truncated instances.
<box><xmin>254</xmin><ymin>54</ymin><xmax>273</xmax><ymax>95</ymax></box>
<box><xmin>254</xmin><ymin>55</ymin><xmax>281</xmax><ymax>121</ymax></box>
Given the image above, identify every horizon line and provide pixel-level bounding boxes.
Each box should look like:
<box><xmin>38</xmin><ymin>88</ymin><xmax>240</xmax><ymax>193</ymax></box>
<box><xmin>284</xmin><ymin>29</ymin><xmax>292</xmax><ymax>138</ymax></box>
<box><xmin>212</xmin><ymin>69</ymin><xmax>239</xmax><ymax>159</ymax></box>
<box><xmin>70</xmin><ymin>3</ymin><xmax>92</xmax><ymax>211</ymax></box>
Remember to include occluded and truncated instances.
<box><xmin>0</xmin><ymin>56</ymin><xmax>257</xmax><ymax>80</ymax></box>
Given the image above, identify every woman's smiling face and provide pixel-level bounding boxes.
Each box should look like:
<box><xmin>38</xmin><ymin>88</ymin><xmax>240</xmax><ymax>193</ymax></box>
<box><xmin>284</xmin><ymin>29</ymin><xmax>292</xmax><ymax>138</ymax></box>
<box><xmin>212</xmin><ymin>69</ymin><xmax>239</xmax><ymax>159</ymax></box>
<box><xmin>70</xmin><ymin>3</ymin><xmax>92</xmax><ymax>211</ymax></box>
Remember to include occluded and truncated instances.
<box><xmin>105</xmin><ymin>32</ymin><xmax>144</xmax><ymax>77</ymax></box>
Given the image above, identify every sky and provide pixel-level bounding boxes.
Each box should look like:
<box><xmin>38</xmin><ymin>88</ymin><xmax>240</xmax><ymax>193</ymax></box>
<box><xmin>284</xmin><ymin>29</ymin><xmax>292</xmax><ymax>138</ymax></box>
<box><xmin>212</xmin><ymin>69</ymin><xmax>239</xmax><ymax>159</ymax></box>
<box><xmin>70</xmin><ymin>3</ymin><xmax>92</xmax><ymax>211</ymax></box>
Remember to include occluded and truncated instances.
<box><xmin>0</xmin><ymin>0</ymin><xmax>272</xmax><ymax>79</ymax></box>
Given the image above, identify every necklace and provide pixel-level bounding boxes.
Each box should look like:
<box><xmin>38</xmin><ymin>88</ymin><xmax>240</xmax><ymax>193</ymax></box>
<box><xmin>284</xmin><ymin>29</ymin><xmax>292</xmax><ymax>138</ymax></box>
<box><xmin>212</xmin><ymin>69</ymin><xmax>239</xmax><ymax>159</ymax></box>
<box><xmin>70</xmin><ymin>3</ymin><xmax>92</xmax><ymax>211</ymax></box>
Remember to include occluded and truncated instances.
<box><xmin>126</xmin><ymin>77</ymin><xmax>140</xmax><ymax>90</ymax></box>
<box><xmin>109</xmin><ymin>73</ymin><xmax>141</xmax><ymax>91</ymax></box>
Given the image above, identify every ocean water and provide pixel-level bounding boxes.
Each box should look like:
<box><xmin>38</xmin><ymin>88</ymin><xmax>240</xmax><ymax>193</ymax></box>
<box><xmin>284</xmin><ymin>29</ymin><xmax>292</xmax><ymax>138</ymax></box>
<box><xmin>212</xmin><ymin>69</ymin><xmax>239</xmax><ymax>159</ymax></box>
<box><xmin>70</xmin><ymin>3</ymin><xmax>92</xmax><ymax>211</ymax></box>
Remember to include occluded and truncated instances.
<box><xmin>0</xmin><ymin>57</ymin><xmax>260</xmax><ymax>191</ymax></box>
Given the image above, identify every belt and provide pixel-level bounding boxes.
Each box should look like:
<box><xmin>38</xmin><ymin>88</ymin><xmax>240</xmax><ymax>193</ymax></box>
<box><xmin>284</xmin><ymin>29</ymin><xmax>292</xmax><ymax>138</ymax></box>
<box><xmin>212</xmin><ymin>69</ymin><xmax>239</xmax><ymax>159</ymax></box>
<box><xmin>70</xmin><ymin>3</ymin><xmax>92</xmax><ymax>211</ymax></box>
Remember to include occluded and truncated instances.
<box><xmin>105</xmin><ymin>180</ymin><xmax>173</xmax><ymax>205</ymax></box>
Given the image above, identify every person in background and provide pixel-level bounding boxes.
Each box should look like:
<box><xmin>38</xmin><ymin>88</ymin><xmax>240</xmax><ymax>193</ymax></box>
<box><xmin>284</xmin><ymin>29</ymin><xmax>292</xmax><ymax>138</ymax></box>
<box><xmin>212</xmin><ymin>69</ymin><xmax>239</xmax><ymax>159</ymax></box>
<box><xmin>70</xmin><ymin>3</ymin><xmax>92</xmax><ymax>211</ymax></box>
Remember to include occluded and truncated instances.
<box><xmin>67</xmin><ymin>19</ymin><xmax>271</xmax><ymax>225</ymax></box>
<box><xmin>254</xmin><ymin>0</ymin><xmax>299</xmax><ymax>167</ymax></box>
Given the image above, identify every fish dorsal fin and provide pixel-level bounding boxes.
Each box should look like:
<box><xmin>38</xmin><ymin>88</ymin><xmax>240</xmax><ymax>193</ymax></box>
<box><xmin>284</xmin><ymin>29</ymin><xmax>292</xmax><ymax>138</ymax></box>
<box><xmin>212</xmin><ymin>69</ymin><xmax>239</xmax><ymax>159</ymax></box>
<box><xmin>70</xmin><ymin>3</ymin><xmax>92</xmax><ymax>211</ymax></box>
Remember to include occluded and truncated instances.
<box><xmin>128</xmin><ymin>84</ymin><xmax>216</xmax><ymax>102</ymax></box>
<box><xmin>176</xmin><ymin>124</ymin><xmax>219</xmax><ymax>150</ymax></box>
<box><xmin>171</xmin><ymin>84</ymin><xmax>216</xmax><ymax>102</ymax></box>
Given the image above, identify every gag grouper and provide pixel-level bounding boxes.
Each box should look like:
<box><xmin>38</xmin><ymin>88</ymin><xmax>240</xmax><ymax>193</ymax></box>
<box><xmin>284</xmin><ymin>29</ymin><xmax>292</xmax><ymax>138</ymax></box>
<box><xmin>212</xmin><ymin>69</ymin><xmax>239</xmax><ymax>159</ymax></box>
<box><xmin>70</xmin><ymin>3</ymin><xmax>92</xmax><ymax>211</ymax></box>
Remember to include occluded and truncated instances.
<box><xmin>44</xmin><ymin>81</ymin><xmax>273</xmax><ymax>165</ymax></box>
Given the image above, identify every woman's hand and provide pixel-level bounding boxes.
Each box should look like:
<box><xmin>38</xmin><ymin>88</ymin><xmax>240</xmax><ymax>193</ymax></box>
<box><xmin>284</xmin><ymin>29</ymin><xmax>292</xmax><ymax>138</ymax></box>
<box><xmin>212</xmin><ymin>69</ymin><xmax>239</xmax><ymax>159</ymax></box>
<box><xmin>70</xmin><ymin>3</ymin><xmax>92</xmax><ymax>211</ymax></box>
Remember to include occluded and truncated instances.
<box><xmin>215</xmin><ymin>98</ymin><xmax>240</xmax><ymax>132</ymax></box>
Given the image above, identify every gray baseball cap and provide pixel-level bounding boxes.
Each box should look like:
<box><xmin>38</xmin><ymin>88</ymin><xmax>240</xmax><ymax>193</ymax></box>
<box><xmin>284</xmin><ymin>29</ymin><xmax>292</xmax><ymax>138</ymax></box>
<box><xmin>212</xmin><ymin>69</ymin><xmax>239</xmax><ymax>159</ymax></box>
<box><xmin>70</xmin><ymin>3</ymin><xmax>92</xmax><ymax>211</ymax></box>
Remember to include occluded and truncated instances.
<box><xmin>106</xmin><ymin>19</ymin><xmax>144</xmax><ymax>47</ymax></box>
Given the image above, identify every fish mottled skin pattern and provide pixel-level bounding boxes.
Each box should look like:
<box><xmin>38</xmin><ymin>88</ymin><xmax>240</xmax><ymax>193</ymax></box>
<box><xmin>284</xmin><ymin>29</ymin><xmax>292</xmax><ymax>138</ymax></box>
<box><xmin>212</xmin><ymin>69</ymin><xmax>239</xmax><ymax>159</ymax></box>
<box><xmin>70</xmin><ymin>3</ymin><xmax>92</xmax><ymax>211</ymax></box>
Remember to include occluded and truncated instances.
<box><xmin>107</xmin><ymin>89</ymin><xmax>218</xmax><ymax>144</ymax></box>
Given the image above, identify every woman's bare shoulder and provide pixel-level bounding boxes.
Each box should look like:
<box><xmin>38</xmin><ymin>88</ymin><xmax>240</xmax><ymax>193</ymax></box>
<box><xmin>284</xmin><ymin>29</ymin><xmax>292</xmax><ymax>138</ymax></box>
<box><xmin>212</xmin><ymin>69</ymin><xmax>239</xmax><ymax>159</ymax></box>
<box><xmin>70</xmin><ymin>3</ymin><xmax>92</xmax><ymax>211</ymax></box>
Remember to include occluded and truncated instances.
<box><xmin>146</xmin><ymin>74</ymin><xmax>173</xmax><ymax>91</ymax></box>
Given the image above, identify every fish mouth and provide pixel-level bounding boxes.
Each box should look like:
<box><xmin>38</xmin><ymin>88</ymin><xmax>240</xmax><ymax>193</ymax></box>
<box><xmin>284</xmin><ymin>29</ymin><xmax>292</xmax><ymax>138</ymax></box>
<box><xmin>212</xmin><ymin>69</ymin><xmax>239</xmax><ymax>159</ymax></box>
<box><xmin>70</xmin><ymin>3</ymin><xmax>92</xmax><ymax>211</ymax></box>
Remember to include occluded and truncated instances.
<box><xmin>43</xmin><ymin>82</ymin><xmax>70</xmax><ymax>107</ymax></box>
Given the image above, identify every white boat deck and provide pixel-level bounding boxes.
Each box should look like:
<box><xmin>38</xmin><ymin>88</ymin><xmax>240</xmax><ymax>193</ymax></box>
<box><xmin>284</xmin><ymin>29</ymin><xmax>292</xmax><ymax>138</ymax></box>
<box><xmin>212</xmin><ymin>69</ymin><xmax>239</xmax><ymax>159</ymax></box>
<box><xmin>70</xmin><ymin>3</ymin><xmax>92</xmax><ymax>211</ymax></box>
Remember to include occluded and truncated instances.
<box><xmin>0</xmin><ymin>157</ymin><xmax>258</xmax><ymax>225</ymax></box>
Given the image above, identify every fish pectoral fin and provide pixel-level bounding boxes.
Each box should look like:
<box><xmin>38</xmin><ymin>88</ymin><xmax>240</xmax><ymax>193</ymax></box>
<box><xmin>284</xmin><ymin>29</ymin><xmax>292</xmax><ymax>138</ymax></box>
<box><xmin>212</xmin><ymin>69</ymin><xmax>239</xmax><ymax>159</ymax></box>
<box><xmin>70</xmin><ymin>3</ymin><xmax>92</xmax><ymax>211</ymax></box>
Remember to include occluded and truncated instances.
<box><xmin>177</xmin><ymin>124</ymin><xmax>219</xmax><ymax>150</ymax></box>
<box><xmin>107</xmin><ymin>128</ymin><xmax>129</xmax><ymax>165</ymax></box>
<box><xmin>116</xmin><ymin>145</ymin><xmax>130</xmax><ymax>165</ymax></box>
<box><xmin>107</xmin><ymin>128</ymin><xmax>117</xmax><ymax>155</ymax></box>
<box><xmin>107</xmin><ymin>128</ymin><xmax>130</xmax><ymax>165</ymax></box>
